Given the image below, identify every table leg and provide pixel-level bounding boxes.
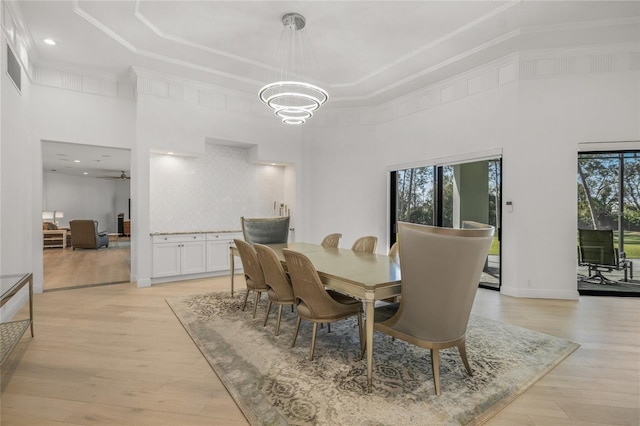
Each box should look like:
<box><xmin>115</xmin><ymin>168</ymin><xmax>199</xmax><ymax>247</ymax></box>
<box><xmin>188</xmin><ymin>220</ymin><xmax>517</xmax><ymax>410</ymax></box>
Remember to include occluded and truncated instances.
<box><xmin>229</xmin><ymin>247</ymin><xmax>235</xmax><ymax>296</ymax></box>
<box><xmin>28</xmin><ymin>274</ymin><xmax>34</xmax><ymax>337</ymax></box>
<box><xmin>365</xmin><ymin>292</ymin><xmax>375</xmax><ymax>393</ymax></box>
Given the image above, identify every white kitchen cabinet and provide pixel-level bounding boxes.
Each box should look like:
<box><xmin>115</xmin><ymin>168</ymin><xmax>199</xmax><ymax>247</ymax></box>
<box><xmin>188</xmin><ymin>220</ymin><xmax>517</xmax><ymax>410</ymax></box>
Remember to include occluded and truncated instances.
<box><xmin>152</xmin><ymin>234</ymin><xmax>206</xmax><ymax>278</ymax></box>
<box><xmin>206</xmin><ymin>232</ymin><xmax>242</xmax><ymax>272</ymax></box>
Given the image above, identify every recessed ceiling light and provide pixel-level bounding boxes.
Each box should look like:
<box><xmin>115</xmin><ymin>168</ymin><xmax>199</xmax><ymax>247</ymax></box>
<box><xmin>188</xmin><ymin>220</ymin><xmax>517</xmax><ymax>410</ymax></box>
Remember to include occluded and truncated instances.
<box><xmin>43</xmin><ymin>38</ymin><xmax>57</xmax><ymax>46</ymax></box>
<box><xmin>167</xmin><ymin>152</ymin><xmax>174</xmax><ymax>155</ymax></box>
<box><xmin>73</xmin><ymin>160</ymin><xmax>80</xmax><ymax>163</ymax></box>
<box><xmin>83</xmin><ymin>172</ymin><xmax>88</xmax><ymax>175</ymax></box>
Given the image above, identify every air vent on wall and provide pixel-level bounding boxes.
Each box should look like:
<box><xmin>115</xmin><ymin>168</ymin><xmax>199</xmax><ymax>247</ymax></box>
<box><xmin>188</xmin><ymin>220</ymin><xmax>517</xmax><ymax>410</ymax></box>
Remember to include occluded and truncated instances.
<box><xmin>7</xmin><ymin>44</ymin><xmax>21</xmax><ymax>93</ymax></box>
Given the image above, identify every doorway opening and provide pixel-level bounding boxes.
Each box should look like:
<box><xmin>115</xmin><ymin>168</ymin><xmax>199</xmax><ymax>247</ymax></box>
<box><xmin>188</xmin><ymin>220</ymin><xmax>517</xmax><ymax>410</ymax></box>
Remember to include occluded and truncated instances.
<box><xmin>41</xmin><ymin>141</ymin><xmax>132</xmax><ymax>291</ymax></box>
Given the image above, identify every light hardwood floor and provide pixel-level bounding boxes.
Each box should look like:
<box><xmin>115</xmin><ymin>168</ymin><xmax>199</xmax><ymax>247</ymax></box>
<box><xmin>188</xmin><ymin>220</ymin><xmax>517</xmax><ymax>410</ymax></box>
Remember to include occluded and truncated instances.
<box><xmin>43</xmin><ymin>242</ymin><xmax>130</xmax><ymax>291</ymax></box>
<box><xmin>1</xmin><ymin>276</ymin><xmax>638</xmax><ymax>425</ymax></box>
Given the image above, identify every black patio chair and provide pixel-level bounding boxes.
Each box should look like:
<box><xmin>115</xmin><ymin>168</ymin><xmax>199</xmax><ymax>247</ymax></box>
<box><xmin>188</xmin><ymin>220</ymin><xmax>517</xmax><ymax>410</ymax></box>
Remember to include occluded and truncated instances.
<box><xmin>577</xmin><ymin>229</ymin><xmax>633</xmax><ymax>283</ymax></box>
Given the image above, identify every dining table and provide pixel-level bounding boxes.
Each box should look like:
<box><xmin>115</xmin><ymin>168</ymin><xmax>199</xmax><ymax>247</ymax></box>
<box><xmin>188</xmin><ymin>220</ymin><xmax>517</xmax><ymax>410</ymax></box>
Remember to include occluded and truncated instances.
<box><xmin>230</xmin><ymin>242</ymin><xmax>402</xmax><ymax>392</ymax></box>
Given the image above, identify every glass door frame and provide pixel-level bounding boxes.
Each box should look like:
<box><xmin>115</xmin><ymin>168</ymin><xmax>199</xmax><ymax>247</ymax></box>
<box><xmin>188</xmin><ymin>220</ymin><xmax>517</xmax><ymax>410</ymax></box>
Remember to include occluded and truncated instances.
<box><xmin>388</xmin><ymin>151</ymin><xmax>502</xmax><ymax>291</ymax></box>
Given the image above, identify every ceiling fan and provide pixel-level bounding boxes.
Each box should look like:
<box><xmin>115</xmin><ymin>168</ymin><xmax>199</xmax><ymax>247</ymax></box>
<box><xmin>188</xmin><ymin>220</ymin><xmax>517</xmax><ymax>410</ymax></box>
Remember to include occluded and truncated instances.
<box><xmin>98</xmin><ymin>171</ymin><xmax>130</xmax><ymax>180</ymax></box>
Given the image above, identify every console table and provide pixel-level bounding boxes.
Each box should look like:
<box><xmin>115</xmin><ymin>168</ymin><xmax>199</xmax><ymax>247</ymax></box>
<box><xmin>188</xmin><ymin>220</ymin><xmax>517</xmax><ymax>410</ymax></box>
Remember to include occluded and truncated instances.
<box><xmin>43</xmin><ymin>229</ymin><xmax>66</xmax><ymax>248</ymax></box>
<box><xmin>0</xmin><ymin>273</ymin><xmax>34</xmax><ymax>365</ymax></box>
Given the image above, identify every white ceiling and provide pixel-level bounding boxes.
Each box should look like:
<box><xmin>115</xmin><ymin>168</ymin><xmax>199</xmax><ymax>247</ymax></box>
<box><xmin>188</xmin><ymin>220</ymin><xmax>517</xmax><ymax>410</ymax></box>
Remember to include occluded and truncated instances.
<box><xmin>42</xmin><ymin>141</ymin><xmax>131</xmax><ymax>179</ymax></box>
<box><xmin>14</xmin><ymin>1</ymin><xmax>639</xmax><ymax>176</ymax></box>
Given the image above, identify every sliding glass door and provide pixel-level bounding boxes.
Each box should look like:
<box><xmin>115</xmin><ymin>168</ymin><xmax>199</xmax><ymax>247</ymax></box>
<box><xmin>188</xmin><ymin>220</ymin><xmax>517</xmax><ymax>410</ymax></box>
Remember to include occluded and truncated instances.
<box><xmin>577</xmin><ymin>151</ymin><xmax>640</xmax><ymax>296</ymax></box>
<box><xmin>391</xmin><ymin>158</ymin><xmax>501</xmax><ymax>290</ymax></box>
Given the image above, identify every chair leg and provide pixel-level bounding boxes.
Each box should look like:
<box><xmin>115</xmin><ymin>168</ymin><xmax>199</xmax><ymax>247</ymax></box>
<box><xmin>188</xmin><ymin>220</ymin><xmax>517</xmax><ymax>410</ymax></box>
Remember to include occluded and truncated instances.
<box><xmin>292</xmin><ymin>317</ymin><xmax>302</xmax><ymax>348</ymax></box>
<box><xmin>431</xmin><ymin>349</ymin><xmax>441</xmax><ymax>396</ymax></box>
<box><xmin>457</xmin><ymin>341</ymin><xmax>473</xmax><ymax>376</ymax></box>
<box><xmin>357</xmin><ymin>312</ymin><xmax>365</xmax><ymax>359</ymax></box>
<box><xmin>263</xmin><ymin>300</ymin><xmax>272</xmax><ymax>326</ymax></box>
<box><xmin>327</xmin><ymin>323</ymin><xmax>331</xmax><ymax>333</ymax></box>
<box><xmin>275</xmin><ymin>304</ymin><xmax>284</xmax><ymax>336</ymax></box>
<box><xmin>241</xmin><ymin>289</ymin><xmax>251</xmax><ymax>311</ymax></box>
<box><xmin>252</xmin><ymin>291</ymin><xmax>261</xmax><ymax>319</ymax></box>
<box><xmin>310</xmin><ymin>322</ymin><xmax>319</xmax><ymax>360</ymax></box>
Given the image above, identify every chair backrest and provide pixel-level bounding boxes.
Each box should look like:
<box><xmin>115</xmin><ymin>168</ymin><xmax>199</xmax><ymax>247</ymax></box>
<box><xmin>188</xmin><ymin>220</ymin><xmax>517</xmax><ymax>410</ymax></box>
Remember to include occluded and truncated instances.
<box><xmin>241</xmin><ymin>216</ymin><xmax>290</xmax><ymax>244</ymax></box>
<box><xmin>388</xmin><ymin>241</ymin><xmax>399</xmax><ymax>258</ymax></box>
<box><xmin>69</xmin><ymin>220</ymin><xmax>99</xmax><ymax>248</ymax></box>
<box><xmin>578</xmin><ymin>229</ymin><xmax>617</xmax><ymax>266</ymax></box>
<box><xmin>320</xmin><ymin>233</ymin><xmax>342</xmax><ymax>248</ymax></box>
<box><xmin>233</xmin><ymin>239</ymin><xmax>267</xmax><ymax>290</ymax></box>
<box><xmin>351</xmin><ymin>236</ymin><xmax>377</xmax><ymax>253</ymax></box>
<box><xmin>254</xmin><ymin>244</ymin><xmax>294</xmax><ymax>302</ymax></box>
<box><xmin>282</xmin><ymin>249</ymin><xmax>341</xmax><ymax>318</ymax></box>
<box><xmin>389</xmin><ymin>222</ymin><xmax>494</xmax><ymax>342</ymax></box>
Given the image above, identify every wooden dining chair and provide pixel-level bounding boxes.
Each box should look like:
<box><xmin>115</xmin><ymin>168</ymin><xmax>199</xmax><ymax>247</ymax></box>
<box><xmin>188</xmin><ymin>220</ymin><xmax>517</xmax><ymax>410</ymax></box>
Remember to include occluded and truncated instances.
<box><xmin>374</xmin><ymin>222</ymin><xmax>494</xmax><ymax>395</ymax></box>
<box><xmin>320</xmin><ymin>233</ymin><xmax>342</xmax><ymax>248</ymax></box>
<box><xmin>351</xmin><ymin>236</ymin><xmax>377</xmax><ymax>253</ymax></box>
<box><xmin>388</xmin><ymin>241</ymin><xmax>399</xmax><ymax>258</ymax></box>
<box><xmin>254</xmin><ymin>244</ymin><xmax>296</xmax><ymax>335</ymax></box>
<box><xmin>282</xmin><ymin>248</ymin><xmax>364</xmax><ymax>360</ymax></box>
<box><xmin>233</xmin><ymin>239</ymin><xmax>269</xmax><ymax>319</ymax></box>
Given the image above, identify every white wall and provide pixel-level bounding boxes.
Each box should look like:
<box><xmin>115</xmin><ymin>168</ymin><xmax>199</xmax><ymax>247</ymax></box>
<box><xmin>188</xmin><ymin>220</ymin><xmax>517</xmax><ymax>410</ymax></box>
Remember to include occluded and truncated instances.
<box><xmin>43</xmin><ymin>172</ymin><xmax>130</xmax><ymax>233</ymax></box>
<box><xmin>1</xmin><ymin>27</ymin><xmax>36</xmax><ymax>318</ymax></box>
<box><xmin>301</xmin><ymin>68</ymin><xmax>639</xmax><ymax>300</ymax></box>
<box><xmin>132</xmin><ymin>90</ymin><xmax>302</xmax><ymax>286</ymax></box>
<box><xmin>150</xmin><ymin>144</ymin><xmax>285</xmax><ymax>233</ymax></box>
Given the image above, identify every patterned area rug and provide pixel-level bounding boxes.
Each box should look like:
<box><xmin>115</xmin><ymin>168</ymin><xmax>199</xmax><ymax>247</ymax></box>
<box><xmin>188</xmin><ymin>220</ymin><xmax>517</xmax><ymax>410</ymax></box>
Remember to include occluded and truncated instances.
<box><xmin>167</xmin><ymin>292</ymin><xmax>579</xmax><ymax>425</ymax></box>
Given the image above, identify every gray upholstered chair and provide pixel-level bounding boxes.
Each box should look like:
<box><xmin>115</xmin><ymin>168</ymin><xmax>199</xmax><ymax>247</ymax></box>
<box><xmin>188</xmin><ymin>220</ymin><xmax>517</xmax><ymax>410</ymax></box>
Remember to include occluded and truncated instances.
<box><xmin>282</xmin><ymin>248</ymin><xmax>364</xmax><ymax>360</ymax></box>
<box><xmin>351</xmin><ymin>235</ymin><xmax>377</xmax><ymax>253</ymax></box>
<box><xmin>69</xmin><ymin>220</ymin><xmax>109</xmax><ymax>249</ymax></box>
<box><xmin>320</xmin><ymin>233</ymin><xmax>342</xmax><ymax>248</ymax></box>
<box><xmin>254</xmin><ymin>244</ymin><xmax>296</xmax><ymax>335</ymax></box>
<box><xmin>234</xmin><ymin>239</ymin><xmax>269</xmax><ymax>319</ymax></box>
<box><xmin>241</xmin><ymin>216</ymin><xmax>290</xmax><ymax>244</ymax></box>
<box><xmin>374</xmin><ymin>221</ymin><xmax>494</xmax><ymax>395</ymax></box>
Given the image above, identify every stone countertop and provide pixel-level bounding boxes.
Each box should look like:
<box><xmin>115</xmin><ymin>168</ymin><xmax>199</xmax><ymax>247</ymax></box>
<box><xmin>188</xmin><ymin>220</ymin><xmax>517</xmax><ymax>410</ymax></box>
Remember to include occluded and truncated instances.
<box><xmin>150</xmin><ymin>230</ymin><xmax>242</xmax><ymax>236</ymax></box>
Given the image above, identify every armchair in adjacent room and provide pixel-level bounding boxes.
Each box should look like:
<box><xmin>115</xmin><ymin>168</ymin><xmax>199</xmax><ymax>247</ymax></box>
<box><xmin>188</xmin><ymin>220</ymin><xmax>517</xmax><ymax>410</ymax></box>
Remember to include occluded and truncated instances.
<box><xmin>69</xmin><ymin>220</ymin><xmax>109</xmax><ymax>249</ymax></box>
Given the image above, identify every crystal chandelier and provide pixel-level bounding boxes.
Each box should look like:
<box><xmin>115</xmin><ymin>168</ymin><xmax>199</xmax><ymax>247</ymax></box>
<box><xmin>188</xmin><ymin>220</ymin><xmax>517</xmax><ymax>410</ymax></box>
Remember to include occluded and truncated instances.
<box><xmin>259</xmin><ymin>13</ymin><xmax>328</xmax><ymax>125</ymax></box>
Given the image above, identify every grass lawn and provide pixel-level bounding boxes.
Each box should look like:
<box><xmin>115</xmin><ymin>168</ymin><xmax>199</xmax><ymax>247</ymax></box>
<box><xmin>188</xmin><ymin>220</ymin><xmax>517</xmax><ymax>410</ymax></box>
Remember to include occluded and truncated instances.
<box><xmin>402</xmin><ymin>231</ymin><xmax>640</xmax><ymax>259</ymax></box>
<box><xmin>616</xmin><ymin>231</ymin><xmax>640</xmax><ymax>258</ymax></box>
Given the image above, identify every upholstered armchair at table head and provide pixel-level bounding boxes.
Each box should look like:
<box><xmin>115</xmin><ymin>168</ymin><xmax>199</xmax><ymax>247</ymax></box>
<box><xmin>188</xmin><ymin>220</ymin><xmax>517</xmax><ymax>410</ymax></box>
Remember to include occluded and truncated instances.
<box><xmin>374</xmin><ymin>221</ymin><xmax>494</xmax><ymax>395</ymax></box>
<box><xmin>241</xmin><ymin>216</ymin><xmax>290</xmax><ymax>244</ymax></box>
<box><xmin>69</xmin><ymin>220</ymin><xmax>109</xmax><ymax>249</ymax></box>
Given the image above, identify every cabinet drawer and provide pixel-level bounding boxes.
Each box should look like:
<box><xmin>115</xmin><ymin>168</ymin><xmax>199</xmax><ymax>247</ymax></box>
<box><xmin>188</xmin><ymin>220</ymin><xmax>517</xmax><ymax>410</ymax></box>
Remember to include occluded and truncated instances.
<box><xmin>152</xmin><ymin>234</ymin><xmax>205</xmax><ymax>243</ymax></box>
<box><xmin>206</xmin><ymin>232</ymin><xmax>243</xmax><ymax>241</ymax></box>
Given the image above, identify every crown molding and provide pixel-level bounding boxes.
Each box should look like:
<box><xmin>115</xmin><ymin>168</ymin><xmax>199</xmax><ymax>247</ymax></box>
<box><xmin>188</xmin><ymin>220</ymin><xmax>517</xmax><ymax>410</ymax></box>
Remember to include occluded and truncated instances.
<box><xmin>25</xmin><ymin>42</ymin><xmax>640</xmax><ymax>127</ymax></box>
<box><xmin>311</xmin><ymin>42</ymin><xmax>640</xmax><ymax>127</ymax></box>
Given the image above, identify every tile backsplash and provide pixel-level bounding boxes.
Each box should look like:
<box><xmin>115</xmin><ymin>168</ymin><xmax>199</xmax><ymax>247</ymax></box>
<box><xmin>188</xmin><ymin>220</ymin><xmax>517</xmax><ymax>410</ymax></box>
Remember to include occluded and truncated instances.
<box><xmin>150</xmin><ymin>143</ymin><xmax>285</xmax><ymax>232</ymax></box>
